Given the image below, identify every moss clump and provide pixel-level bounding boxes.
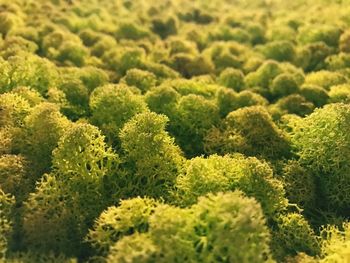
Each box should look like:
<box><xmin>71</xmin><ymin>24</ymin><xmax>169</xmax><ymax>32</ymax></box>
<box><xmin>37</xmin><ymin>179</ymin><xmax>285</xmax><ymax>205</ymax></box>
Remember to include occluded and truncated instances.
<box><xmin>0</xmin><ymin>155</ymin><xmax>32</xmax><ymax>202</ymax></box>
<box><xmin>297</xmin><ymin>25</ymin><xmax>342</xmax><ymax>47</ymax></box>
<box><xmin>89</xmin><ymin>84</ymin><xmax>148</xmax><ymax>144</ymax></box>
<box><xmin>23</xmin><ymin>123</ymin><xmax>118</xmax><ymax>256</ymax></box>
<box><xmin>271</xmin><ymin>213</ymin><xmax>320</xmax><ymax>261</ymax></box>
<box><xmin>103</xmin><ymin>192</ymin><xmax>273</xmax><ymax>263</ymax></box>
<box><xmin>175</xmin><ymin>154</ymin><xmax>287</xmax><ymax>217</ymax></box>
<box><xmin>145</xmin><ymin>86</ymin><xmax>180</xmax><ymax>117</ymax></box>
<box><xmin>119</xmin><ymin>112</ymin><xmax>184</xmax><ymax>199</ymax></box>
<box><xmin>320</xmin><ymin>223</ymin><xmax>350</xmax><ymax>262</ymax></box>
<box><xmin>0</xmin><ymin>189</ymin><xmax>15</xmax><ymax>260</ymax></box>
<box><xmin>225</xmin><ymin>106</ymin><xmax>291</xmax><ymax>159</ymax></box>
<box><xmin>339</xmin><ymin>30</ymin><xmax>350</xmax><ymax>53</ymax></box>
<box><xmin>300</xmin><ymin>85</ymin><xmax>329</xmax><ymax>107</ymax></box>
<box><xmin>280</xmin><ymin>160</ymin><xmax>316</xmax><ymax>210</ymax></box>
<box><xmin>328</xmin><ymin>84</ymin><xmax>350</xmax><ymax>104</ymax></box>
<box><xmin>87</xmin><ymin>197</ymin><xmax>160</xmax><ymax>257</ymax></box>
<box><xmin>18</xmin><ymin>103</ymin><xmax>71</xmax><ymax>176</ymax></box>
<box><xmin>304</xmin><ymin>71</ymin><xmax>347</xmax><ymax>90</ymax></box>
<box><xmin>217</xmin><ymin>67</ymin><xmax>245</xmax><ymax>92</ymax></box>
<box><xmin>271</xmin><ymin>94</ymin><xmax>315</xmax><ymax>119</ymax></box>
<box><xmin>292</xmin><ymin>103</ymin><xmax>350</xmax><ymax>211</ymax></box>
<box><xmin>270</xmin><ymin>73</ymin><xmax>300</xmax><ymax>99</ymax></box>
<box><xmin>0</xmin><ymin>93</ymin><xmax>31</xmax><ymax>128</ymax></box>
<box><xmin>151</xmin><ymin>16</ymin><xmax>178</xmax><ymax>39</ymax></box>
<box><xmin>258</xmin><ymin>40</ymin><xmax>296</xmax><ymax>62</ymax></box>
<box><xmin>121</xmin><ymin>69</ymin><xmax>157</xmax><ymax>93</ymax></box>
<box><xmin>169</xmin><ymin>94</ymin><xmax>220</xmax><ymax>156</ymax></box>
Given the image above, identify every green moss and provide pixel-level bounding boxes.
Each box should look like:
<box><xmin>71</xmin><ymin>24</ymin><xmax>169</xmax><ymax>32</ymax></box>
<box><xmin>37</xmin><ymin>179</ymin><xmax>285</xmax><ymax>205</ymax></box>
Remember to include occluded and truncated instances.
<box><xmin>10</xmin><ymin>87</ymin><xmax>43</xmax><ymax>107</ymax></box>
<box><xmin>175</xmin><ymin>154</ymin><xmax>287</xmax><ymax>217</ymax></box>
<box><xmin>119</xmin><ymin>112</ymin><xmax>184</xmax><ymax>199</ymax></box>
<box><xmin>293</xmin><ymin>103</ymin><xmax>350</xmax><ymax>211</ymax></box>
<box><xmin>87</xmin><ymin>197</ymin><xmax>160</xmax><ymax>256</ymax></box>
<box><xmin>320</xmin><ymin>223</ymin><xmax>350</xmax><ymax>262</ymax></box>
<box><xmin>151</xmin><ymin>16</ymin><xmax>178</xmax><ymax>39</ymax></box>
<box><xmin>18</xmin><ymin>103</ymin><xmax>71</xmax><ymax>176</ymax></box>
<box><xmin>258</xmin><ymin>40</ymin><xmax>296</xmax><ymax>62</ymax></box>
<box><xmin>225</xmin><ymin>106</ymin><xmax>291</xmax><ymax>159</ymax></box>
<box><xmin>0</xmin><ymin>93</ymin><xmax>31</xmax><ymax>128</ymax></box>
<box><xmin>0</xmin><ymin>53</ymin><xmax>59</xmax><ymax>95</ymax></box>
<box><xmin>0</xmin><ymin>12</ymin><xmax>22</xmax><ymax>36</ymax></box>
<box><xmin>298</xmin><ymin>42</ymin><xmax>334</xmax><ymax>72</ymax></box>
<box><xmin>270</xmin><ymin>73</ymin><xmax>300</xmax><ymax>99</ymax></box>
<box><xmin>104</xmin><ymin>192</ymin><xmax>273</xmax><ymax>263</ymax></box>
<box><xmin>167</xmin><ymin>37</ymin><xmax>198</xmax><ymax>56</ymax></box>
<box><xmin>298</xmin><ymin>24</ymin><xmax>342</xmax><ymax>47</ymax></box>
<box><xmin>23</xmin><ymin>124</ymin><xmax>118</xmax><ymax>256</ymax></box>
<box><xmin>280</xmin><ymin>160</ymin><xmax>316</xmax><ymax>210</ymax></box>
<box><xmin>106</xmin><ymin>233</ymin><xmax>157</xmax><ymax>263</ymax></box>
<box><xmin>218</xmin><ymin>67</ymin><xmax>245</xmax><ymax>92</ymax></box>
<box><xmin>52</xmin><ymin>123</ymin><xmax>118</xmax><ymax>181</ymax></box>
<box><xmin>121</xmin><ymin>69</ymin><xmax>157</xmax><ymax>93</ymax></box>
<box><xmin>245</xmin><ymin>60</ymin><xmax>283</xmax><ymax>90</ymax></box>
<box><xmin>167</xmin><ymin>53</ymin><xmax>214</xmax><ymax>78</ymax></box>
<box><xmin>271</xmin><ymin>213</ymin><xmax>320</xmax><ymax>261</ymax></box>
<box><xmin>169</xmin><ymin>94</ymin><xmax>220</xmax><ymax>156</ymax></box>
<box><xmin>0</xmin><ymin>189</ymin><xmax>15</xmax><ymax>260</ymax></box>
<box><xmin>116</xmin><ymin>22</ymin><xmax>151</xmax><ymax>41</ymax></box>
<box><xmin>305</xmin><ymin>70</ymin><xmax>348</xmax><ymax>90</ymax></box>
<box><xmin>339</xmin><ymin>30</ymin><xmax>350</xmax><ymax>53</ymax></box>
<box><xmin>325</xmin><ymin>53</ymin><xmax>350</xmax><ymax>71</ymax></box>
<box><xmin>328</xmin><ymin>84</ymin><xmax>350</xmax><ymax>104</ymax></box>
<box><xmin>300</xmin><ymin>85</ymin><xmax>329</xmax><ymax>107</ymax></box>
<box><xmin>0</xmin><ymin>155</ymin><xmax>32</xmax><ymax>202</ymax></box>
<box><xmin>22</xmin><ymin>174</ymin><xmax>81</xmax><ymax>255</ymax></box>
<box><xmin>192</xmin><ymin>192</ymin><xmax>273</xmax><ymax>263</ymax></box>
<box><xmin>271</xmin><ymin>94</ymin><xmax>314</xmax><ymax>119</ymax></box>
<box><xmin>90</xmin><ymin>84</ymin><xmax>148</xmax><ymax>144</ymax></box>
<box><xmin>145</xmin><ymin>86</ymin><xmax>180</xmax><ymax>117</ymax></box>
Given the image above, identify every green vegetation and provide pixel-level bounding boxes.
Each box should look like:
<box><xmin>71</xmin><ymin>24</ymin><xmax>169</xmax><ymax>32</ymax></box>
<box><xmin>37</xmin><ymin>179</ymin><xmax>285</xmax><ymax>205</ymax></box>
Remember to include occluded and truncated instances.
<box><xmin>0</xmin><ymin>0</ymin><xmax>350</xmax><ymax>262</ymax></box>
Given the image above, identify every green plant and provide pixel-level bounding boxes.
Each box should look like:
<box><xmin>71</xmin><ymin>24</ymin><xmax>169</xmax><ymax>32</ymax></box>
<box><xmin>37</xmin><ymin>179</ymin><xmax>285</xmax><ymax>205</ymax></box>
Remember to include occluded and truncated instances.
<box><xmin>175</xmin><ymin>154</ymin><xmax>287</xmax><ymax>217</ymax></box>
<box><xmin>169</xmin><ymin>94</ymin><xmax>220</xmax><ymax>156</ymax></box>
<box><xmin>328</xmin><ymin>84</ymin><xmax>350</xmax><ymax>104</ymax></box>
<box><xmin>121</xmin><ymin>69</ymin><xmax>157</xmax><ymax>93</ymax></box>
<box><xmin>280</xmin><ymin>160</ymin><xmax>316</xmax><ymax>210</ymax></box>
<box><xmin>90</xmin><ymin>84</ymin><xmax>148</xmax><ymax>144</ymax></box>
<box><xmin>87</xmin><ymin>197</ymin><xmax>160</xmax><ymax>256</ymax></box>
<box><xmin>270</xmin><ymin>73</ymin><xmax>300</xmax><ymax>99</ymax></box>
<box><xmin>119</xmin><ymin>112</ymin><xmax>184</xmax><ymax>199</ymax></box>
<box><xmin>0</xmin><ymin>189</ymin><xmax>15</xmax><ymax>260</ymax></box>
<box><xmin>258</xmin><ymin>40</ymin><xmax>296</xmax><ymax>62</ymax></box>
<box><xmin>271</xmin><ymin>213</ymin><xmax>320</xmax><ymax>261</ymax></box>
<box><xmin>300</xmin><ymin>85</ymin><xmax>329</xmax><ymax>107</ymax></box>
<box><xmin>225</xmin><ymin>106</ymin><xmax>291</xmax><ymax>159</ymax></box>
<box><xmin>217</xmin><ymin>67</ymin><xmax>245</xmax><ymax>92</ymax></box>
<box><xmin>319</xmin><ymin>222</ymin><xmax>350</xmax><ymax>262</ymax></box>
<box><xmin>292</xmin><ymin>103</ymin><xmax>350</xmax><ymax>211</ymax></box>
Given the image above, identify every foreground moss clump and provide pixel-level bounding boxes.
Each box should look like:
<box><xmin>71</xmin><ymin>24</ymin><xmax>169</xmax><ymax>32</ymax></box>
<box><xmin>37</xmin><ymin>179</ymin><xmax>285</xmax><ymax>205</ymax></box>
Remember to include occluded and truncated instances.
<box><xmin>87</xmin><ymin>197</ymin><xmax>160</xmax><ymax>257</ymax></box>
<box><xmin>91</xmin><ymin>191</ymin><xmax>273</xmax><ymax>263</ymax></box>
<box><xmin>174</xmin><ymin>154</ymin><xmax>287</xmax><ymax>217</ymax></box>
<box><xmin>320</xmin><ymin>223</ymin><xmax>350</xmax><ymax>262</ymax></box>
<box><xmin>22</xmin><ymin>123</ymin><xmax>119</xmax><ymax>256</ymax></box>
